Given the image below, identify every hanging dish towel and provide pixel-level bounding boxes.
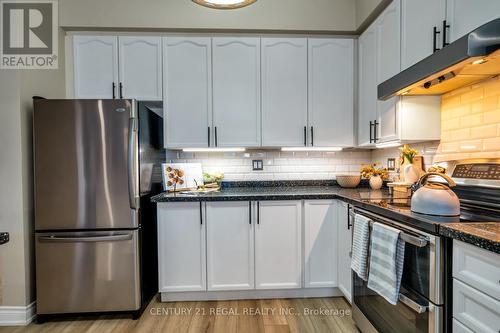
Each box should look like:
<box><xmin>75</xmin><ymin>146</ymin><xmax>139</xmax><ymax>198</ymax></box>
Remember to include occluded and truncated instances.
<box><xmin>350</xmin><ymin>213</ymin><xmax>371</xmax><ymax>281</ymax></box>
<box><xmin>367</xmin><ymin>222</ymin><xmax>405</xmax><ymax>305</ymax></box>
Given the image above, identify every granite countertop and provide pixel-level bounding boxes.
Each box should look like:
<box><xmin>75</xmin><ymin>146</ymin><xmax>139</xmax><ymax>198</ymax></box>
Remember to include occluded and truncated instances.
<box><xmin>151</xmin><ymin>181</ymin><xmax>475</xmax><ymax>234</ymax></box>
<box><xmin>440</xmin><ymin>223</ymin><xmax>500</xmax><ymax>254</ymax></box>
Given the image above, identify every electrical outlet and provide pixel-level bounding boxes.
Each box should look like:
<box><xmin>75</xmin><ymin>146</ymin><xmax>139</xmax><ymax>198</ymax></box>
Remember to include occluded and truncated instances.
<box><xmin>387</xmin><ymin>158</ymin><xmax>396</xmax><ymax>171</ymax></box>
<box><xmin>252</xmin><ymin>160</ymin><xmax>263</xmax><ymax>171</ymax></box>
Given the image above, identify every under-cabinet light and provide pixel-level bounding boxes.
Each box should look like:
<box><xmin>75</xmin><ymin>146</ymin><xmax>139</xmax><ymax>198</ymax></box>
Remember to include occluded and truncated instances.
<box><xmin>182</xmin><ymin>148</ymin><xmax>246</xmax><ymax>152</ymax></box>
<box><xmin>375</xmin><ymin>142</ymin><xmax>402</xmax><ymax>149</ymax></box>
<box><xmin>281</xmin><ymin>147</ymin><xmax>343</xmax><ymax>152</ymax></box>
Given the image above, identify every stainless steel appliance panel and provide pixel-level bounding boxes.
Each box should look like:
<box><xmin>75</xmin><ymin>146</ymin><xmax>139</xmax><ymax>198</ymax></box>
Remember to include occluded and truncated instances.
<box><xmin>34</xmin><ymin>99</ymin><xmax>137</xmax><ymax>230</ymax></box>
<box><xmin>35</xmin><ymin>230</ymin><xmax>141</xmax><ymax>314</ymax></box>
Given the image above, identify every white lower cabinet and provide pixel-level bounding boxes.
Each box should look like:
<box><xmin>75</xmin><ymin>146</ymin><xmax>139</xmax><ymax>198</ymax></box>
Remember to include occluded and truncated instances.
<box><xmin>452</xmin><ymin>240</ymin><xmax>500</xmax><ymax>333</ymax></box>
<box><xmin>336</xmin><ymin>200</ymin><xmax>352</xmax><ymax>302</ymax></box>
<box><xmin>157</xmin><ymin>202</ymin><xmax>206</xmax><ymax>292</ymax></box>
<box><xmin>304</xmin><ymin>200</ymin><xmax>338</xmax><ymax>288</ymax></box>
<box><xmin>206</xmin><ymin>202</ymin><xmax>254</xmax><ymax>291</ymax></box>
<box><xmin>157</xmin><ymin>199</ymin><xmax>350</xmax><ymax>298</ymax></box>
<box><xmin>255</xmin><ymin>201</ymin><xmax>302</xmax><ymax>289</ymax></box>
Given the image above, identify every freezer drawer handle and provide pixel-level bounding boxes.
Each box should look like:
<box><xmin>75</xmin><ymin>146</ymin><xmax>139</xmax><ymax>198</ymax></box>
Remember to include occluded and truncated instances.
<box><xmin>398</xmin><ymin>294</ymin><xmax>428</xmax><ymax>314</ymax></box>
<box><xmin>38</xmin><ymin>234</ymin><xmax>133</xmax><ymax>243</ymax></box>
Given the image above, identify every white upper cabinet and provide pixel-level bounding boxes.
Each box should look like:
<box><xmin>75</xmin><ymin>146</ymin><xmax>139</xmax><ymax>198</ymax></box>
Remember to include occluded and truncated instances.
<box><xmin>255</xmin><ymin>201</ymin><xmax>302</xmax><ymax>289</ymax></box>
<box><xmin>261</xmin><ymin>38</ymin><xmax>308</xmax><ymax>147</ymax></box>
<box><xmin>376</xmin><ymin>0</ymin><xmax>401</xmax><ymax>143</ymax></box>
<box><xmin>73</xmin><ymin>36</ymin><xmax>119</xmax><ymax>99</ymax></box>
<box><xmin>446</xmin><ymin>0</ymin><xmax>500</xmax><ymax>42</ymax></box>
<box><xmin>118</xmin><ymin>36</ymin><xmax>162</xmax><ymax>100</ymax></box>
<box><xmin>308</xmin><ymin>39</ymin><xmax>354</xmax><ymax>147</ymax></box>
<box><xmin>163</xmin><ymin>37</ymin><xmax>212</xmax><ymax>148</ymax></box>
<box><xmin>304</xmin><ymin>200</ymin><xmax>338</xmax><ymax>288</ymax></box>
<box><xmin>401</xmin><ymin>0</ymin><xmax>446</xmax><ymax>70</ymax></box>
<box><xmin>206</xmin><ymin>202</ymin><xmax>254</xmax><ymax>291</ymax></box>
<box><xmin>212</xmin><ymin>38</ymin><xmax>261</xmax><ymax>147</ymax></box>
<box><xmin>157</xmin><ymin>202</ymin><xmax>206</xmax><ymax>292</ymax></box>
<box><xmin>358</xmin><ymin>26</ymin><xmax>377</xmax><ymax>147</ymax></box>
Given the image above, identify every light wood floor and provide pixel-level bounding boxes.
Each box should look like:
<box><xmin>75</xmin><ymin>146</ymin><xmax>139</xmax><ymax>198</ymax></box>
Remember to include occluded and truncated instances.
<box><xmin>0</xmin><ymin>296</ymin><xmax>358</xmax><ymax>333</ymax></box>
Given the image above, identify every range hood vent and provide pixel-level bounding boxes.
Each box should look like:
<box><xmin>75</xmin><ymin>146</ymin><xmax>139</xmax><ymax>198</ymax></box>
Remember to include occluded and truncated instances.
<box><xmin>378</xmin><ymin>18</ymin><xmax>500</xmax><ymax>100</ymax></box>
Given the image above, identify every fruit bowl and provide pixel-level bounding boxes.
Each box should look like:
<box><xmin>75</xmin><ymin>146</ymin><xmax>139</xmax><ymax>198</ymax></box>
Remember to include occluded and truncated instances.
<box><xmin>336</xmin><ymin>175</ymin><xmax>361</xmax><ymax>188</ymax></box>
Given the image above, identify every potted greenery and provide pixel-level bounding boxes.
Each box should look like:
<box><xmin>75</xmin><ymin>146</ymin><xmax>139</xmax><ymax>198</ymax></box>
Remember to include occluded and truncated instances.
<box><xmin>399</xmin><ymin>144</ymin><xmax>420</xmax><ymax>183</ymax></box>
<box><xmin>361</xmin><ymin>163</ymin><xmax>389</xmax><ymax>190</ymax></box>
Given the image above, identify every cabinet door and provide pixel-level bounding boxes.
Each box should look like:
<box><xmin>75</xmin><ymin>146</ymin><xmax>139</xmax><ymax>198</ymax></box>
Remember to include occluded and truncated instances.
<box><xmin>118</xmin><ymin>36</ymin><xmax>162</xmax><ymax>100</ymax></box>
<box><xmin>304</xmin><ymin>200</ymin><xmax>338</xmax><ymax>288</ymax></box>
<box><xmin>206</xmin><ymin>202</ymin><xmax>254</xmax><ymax>291</ymax></box>
<box><xmin>401</xmin><ymin>0</ymin><xmax>446</xmax><ymax>69</ymax></box>
<box><xmin>212</xmin><ymin>37</ymin><xmax>261</xmax><ymax>147</ymax></box>
<box><xmin>261</xmin><ymin>38</ymin><xmax>308</xmax><ymax>147</ymax></box>
<box><xmin>255</xmin><ymin>201</ymin><xmax>302</xmax><ymax>289</ymax></box>
<box><xmin>308</xmin><ymin>39</ymin><xmax>354</xmax><ymax>147</ymax></box>
<box><xmin>446</xmin><ymin>0</ymin><xmax>500</xmax><ymax>42</ymax></box>
<box><xmin>73</xmin><ymin>36</ymin><xmax>118</xmax><ymax>99</ymax></box>
<box><xmin>163</xmin><ymin>37</ymin><xmax>212</xmax><ymax>148</ymax></box>
<box><xmin>376</xmin><ymin>0</ymin><xmax>401</xmax><ymax>143</ymax></box>
<box><xmin>357</xmin><ymin>27</ymin><xmax>377</xmax><ymax>147</ymax></box>
<box><xmin>336</xmin><ymin>201</ymin><xmax>352</xmax><ymax>303</ymax></box>
<box><xmin>157</xmin><ymin>202</ymin><xmax>206</xmax><ymax>292</ymax></box>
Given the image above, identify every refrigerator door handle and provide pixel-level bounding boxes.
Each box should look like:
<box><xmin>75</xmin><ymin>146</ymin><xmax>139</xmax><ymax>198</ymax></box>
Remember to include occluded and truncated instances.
<box><xmin>128</xmin><ymin>116</ymin><xmax>140</xmax><ymax>210</ymax></box>
<box><xmin>38</xmin><ymin>233</ymin><xmax>133</xmax><ymax>243</ymax></box>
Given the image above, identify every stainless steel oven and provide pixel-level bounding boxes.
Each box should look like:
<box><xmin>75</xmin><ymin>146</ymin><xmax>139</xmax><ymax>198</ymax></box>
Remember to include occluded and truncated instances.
<box><xmin>350</xmin><ymin>207</ymin><xmax>444</xmax><ymax>333</ymax></box>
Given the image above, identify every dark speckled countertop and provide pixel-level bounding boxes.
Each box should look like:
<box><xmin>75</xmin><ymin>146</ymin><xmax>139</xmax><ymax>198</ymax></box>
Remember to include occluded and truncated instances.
<box><xmin>151</xmin><ymin>181</ymin><xmax>493</xmax><ymax>235</ymax></box>
<box><xmin>440</xmin><ymin>223</ymin><xmax>500</xmax><ymax>254</ymax></box>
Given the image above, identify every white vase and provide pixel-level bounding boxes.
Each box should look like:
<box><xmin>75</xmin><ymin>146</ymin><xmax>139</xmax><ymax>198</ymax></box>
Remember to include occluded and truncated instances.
<box><xmin>404</xmin><ymin>164</ymin><xmax>420</xmax><ymax>184</ymax></box>
<box><xmin>369</xmin><ymin>175</ymin><xmax>383</xmax><ymax>190</ymax></box>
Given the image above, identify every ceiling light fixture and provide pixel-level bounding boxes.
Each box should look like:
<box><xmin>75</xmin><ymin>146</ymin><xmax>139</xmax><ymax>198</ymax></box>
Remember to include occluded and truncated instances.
<box><xmin>281</xmin><ymin>147</ymin><xmax>343</xmax><ymax>152</ymax></box>
<box><xmin>182</xmin><ymin>148</ymin><xmax>246</xmax><ymax>152</ymax></box>
<box><xmin>192</xmin><ymin>0</ymin><xmax>257</xmax><ymax>9</ymax></box>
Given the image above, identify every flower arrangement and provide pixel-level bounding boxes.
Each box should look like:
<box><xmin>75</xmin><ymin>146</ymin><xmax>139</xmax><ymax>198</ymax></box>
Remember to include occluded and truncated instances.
<box><xmin>360</xmin><ymin>163</ymin><xmax>389</xmax><ymax>180</ymax></box>
<box><xmin>399</xmin><ymin>144</ymin><xmax>419</xmax><ymax>164</ymax></box>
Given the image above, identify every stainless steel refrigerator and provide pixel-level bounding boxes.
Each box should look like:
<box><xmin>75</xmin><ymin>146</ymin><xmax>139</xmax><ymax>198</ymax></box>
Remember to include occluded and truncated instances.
<box><xmin>33</xmin><ymin>99</ymin><xmax>164</xmax><ymax>319</ymax></box>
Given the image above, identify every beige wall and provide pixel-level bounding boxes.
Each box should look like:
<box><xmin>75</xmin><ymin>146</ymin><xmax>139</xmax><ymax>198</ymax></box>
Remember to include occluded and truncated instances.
<box><xmin>0</xmin><ymin>30</ymin><xmax>66</xmax><ymax>307</ymax></box>
<box><xmin>355</xmin><ymin>0</ymin><xmax>384</xmax><ymax>28</ymax></box>
<box><xmin>435</xmin><ymin>76</ymin><xmax>500</xmax><ymax>162</ymax></box>
<box><xmin>59</xmin><ymin>0</ymin><xmax>357</xmax><ymax>32</ymax></box>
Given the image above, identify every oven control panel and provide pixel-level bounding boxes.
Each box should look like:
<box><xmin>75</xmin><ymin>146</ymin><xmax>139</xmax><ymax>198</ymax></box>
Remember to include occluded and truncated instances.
<box><xmin>452</xmin><ymin>163</ymin><xmax>500</xmax><ymax>180</ymax></box>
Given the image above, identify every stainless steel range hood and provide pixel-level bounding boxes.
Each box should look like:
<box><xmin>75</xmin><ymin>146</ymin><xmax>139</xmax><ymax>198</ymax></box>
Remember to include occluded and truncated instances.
<box><xmin>378</xmin><ymin>18</ymin><xmax>500</xmax><ymax>100</ymax></box>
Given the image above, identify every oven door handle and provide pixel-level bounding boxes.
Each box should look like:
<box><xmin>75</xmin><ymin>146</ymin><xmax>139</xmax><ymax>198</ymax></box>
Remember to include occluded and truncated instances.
<box><xmin>398</xmin><ymin>294</ymin><xmax>428</xmax><ymax>314</ymax></box>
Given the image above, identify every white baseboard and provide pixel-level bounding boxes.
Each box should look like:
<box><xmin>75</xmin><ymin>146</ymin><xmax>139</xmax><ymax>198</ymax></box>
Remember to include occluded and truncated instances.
<box><xmin>161</xmin><ymin>287</ymin><xmax>342</xmax><ymax>302</ymax></box>
<box><xmin>0</xmin><ymin>302</ymin><xmax>36</xmax><ymax>326</ymax></box>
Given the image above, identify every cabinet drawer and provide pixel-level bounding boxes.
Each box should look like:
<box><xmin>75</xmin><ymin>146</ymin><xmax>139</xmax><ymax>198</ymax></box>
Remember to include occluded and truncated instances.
<box><xmin>452</xmin><ymin>319</ymin><xmax>474</xmax><ymax>333</ymax></box>
<box><xmin>453</xmin><ymin>279</ymin><xmax>500</xmax><ymax>333</ymax></box>
<box><xmin>453</xmin><ymin>240</ymin><xmax>500</xmax><ymax>300</ymax></box>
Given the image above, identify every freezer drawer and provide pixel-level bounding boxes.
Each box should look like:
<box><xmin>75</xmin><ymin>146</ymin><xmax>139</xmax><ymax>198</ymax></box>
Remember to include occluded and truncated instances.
<box><xmin>36</xmin><ymin>230</ymin><xmax>141</xmax><ymax>314</ymax></box>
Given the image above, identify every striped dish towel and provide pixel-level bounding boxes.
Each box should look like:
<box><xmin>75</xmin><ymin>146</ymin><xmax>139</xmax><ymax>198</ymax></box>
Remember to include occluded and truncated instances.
<box><xmin>367</xmin><ymin>222</ymin><xmax>405</xmax><ymax>305</ymax></box>
<box><xmin>350</xmin><ymin>213</ymin><xmax>371</xmax><ymax>281</ymax></box>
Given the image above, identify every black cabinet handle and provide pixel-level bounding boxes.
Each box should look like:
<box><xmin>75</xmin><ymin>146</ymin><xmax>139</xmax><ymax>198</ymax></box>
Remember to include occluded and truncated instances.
<box><xmin>214</xmin><ymin>126</ymin><xmax>218</xmax><ymax>147</ymax></box>
<box><xmin>119</xmin><ymin>82</ymin><xmax>123</xmax><ymax>99</ymax></box>
<box><xmin>303</xmin><ymin>126</ymin><xmax>307</xmax><ymax>146</ymax></box>
<box><xmin>433</xmin><ymin>26</ymin><xmax>441</xmax><ymax>53</ymax></box>
<box><xmin>310</xmin><ymin>126</ymin><xmax>314</xmax><ymax>146</ymax></box>
<box><xmin>369</xmin><ymin>121</ymin><xmax>374</xmax><ymax>143</ymax></box>
<box><xmin>257</xmin><ymin>202</ymin><xmax>260</xmax><ymax>224</ymax></box>
<box><xmin>200</xmin><ymin>202</ymin><xmax>203</xmax><ymax>225</ymax></box>
<box><xmin>249</xmin><ymin>202</ymin><xmax>252</xmax><ymax>225</ymax></box>
<box><xmin>208</xmin><ymin>127</ymin><xmax>211</xmax><ymax>147</ymax></box>
<box><xmin>374</xmin><ymin>120</ymin><xmax>379</xmax><ymax>143</ymax></box>
<box><xmin>112</xmin><ymin>82</ymin><xmax>116</xmax><ymax>99</ymax></box>
<box><xmin>442</xmin><ymin>20</ymin><xmax>450</xmax><ymax>48</ymax></box>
